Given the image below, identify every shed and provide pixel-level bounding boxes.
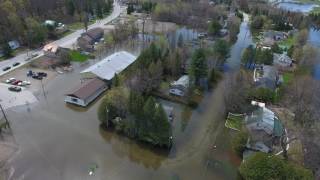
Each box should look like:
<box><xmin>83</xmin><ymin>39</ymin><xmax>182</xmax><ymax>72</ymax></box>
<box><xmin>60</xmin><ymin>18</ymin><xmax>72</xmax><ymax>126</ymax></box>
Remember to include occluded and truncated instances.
<box><xmin>81</xmin><ymin>51</ymin><xmax>137</xmax><ymax>81</ymax></box>
<box><xmin>65</xmin><ymin>78</ymin><xmax>108</xmax><ymax>107</ymax></box>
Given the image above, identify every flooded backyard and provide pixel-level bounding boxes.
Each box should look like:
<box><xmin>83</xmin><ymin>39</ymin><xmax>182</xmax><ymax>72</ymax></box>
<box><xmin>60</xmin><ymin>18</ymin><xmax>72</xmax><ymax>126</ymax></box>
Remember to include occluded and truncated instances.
<box><xmin>3</xmin><ymin>17</ymin><xmax>253</xmax><ymax>180</ymax></box>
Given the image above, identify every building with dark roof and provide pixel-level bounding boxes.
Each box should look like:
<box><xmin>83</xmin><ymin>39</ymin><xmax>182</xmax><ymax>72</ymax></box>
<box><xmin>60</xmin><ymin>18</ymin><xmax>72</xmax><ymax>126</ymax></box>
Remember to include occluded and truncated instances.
<box><xmin>64</xmin><ymin>78</ymin><xmax>108</xmax><ymax>107</ymax></box>
<box><xmin>77</xmin><ymin>28</ymin><xmax>104</xmax><ymax>52</ymax></box>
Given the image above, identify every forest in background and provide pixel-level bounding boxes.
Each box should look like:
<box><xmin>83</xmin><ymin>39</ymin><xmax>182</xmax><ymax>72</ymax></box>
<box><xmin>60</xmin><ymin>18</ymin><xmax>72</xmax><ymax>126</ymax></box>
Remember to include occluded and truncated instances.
<box><xmin>0</xmin><ymin>0</ymin><xmax>113</xmax><ymax>48</ymax></box>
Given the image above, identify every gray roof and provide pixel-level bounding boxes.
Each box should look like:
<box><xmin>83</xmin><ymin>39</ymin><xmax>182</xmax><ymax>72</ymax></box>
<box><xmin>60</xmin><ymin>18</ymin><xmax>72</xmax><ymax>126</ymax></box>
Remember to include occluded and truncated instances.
<box><xmin>273</xmin><ymin>53</ymin><xmax>292</xmax><ymax>67</ymax></box>
<box><xmin>81</xmin><ymin>51</ymin><xmax>137</xmax><ymax>80</ymax></box>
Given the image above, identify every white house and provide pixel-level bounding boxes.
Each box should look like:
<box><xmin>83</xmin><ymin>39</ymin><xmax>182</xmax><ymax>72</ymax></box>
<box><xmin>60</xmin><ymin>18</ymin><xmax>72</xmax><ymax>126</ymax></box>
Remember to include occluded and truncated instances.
<box><xmin>8</xmin><ymin>40</ymin><xmax>20</xmax><ymax>50</ymax></box>
<box><xmin>81</xmin><ymin>51</ymin><xmax>137</xmax><ymax>81</ymax></box>
<box><xmin>65</xmin><ymin>78</ymin><xmax>108</xmax><ymax>107</ymax></box>
<box><xmin>169</xmin><ymin>75</ymin><xmax>190</xmax><ymax>96</ymax></box>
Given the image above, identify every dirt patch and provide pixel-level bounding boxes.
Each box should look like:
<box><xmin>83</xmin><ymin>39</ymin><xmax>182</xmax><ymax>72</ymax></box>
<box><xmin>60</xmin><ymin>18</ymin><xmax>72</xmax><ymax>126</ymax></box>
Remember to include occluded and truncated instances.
<box><xmin>271</xmin><ymin>107</ymin><xmax>305</xmax><ymax>165</ymax></box>
<box><xmin>136</xmin><ymin>19</ymin><xmax>177</xmax><ymax>34</ymax></box>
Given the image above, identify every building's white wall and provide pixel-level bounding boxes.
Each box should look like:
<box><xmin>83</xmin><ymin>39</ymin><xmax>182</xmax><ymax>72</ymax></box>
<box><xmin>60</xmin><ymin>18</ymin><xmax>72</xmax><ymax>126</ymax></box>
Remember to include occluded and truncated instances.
<box><xmin>64</xmin><ymin>96</ymin><xmax>86</xmax><ymax>107</ymax></box>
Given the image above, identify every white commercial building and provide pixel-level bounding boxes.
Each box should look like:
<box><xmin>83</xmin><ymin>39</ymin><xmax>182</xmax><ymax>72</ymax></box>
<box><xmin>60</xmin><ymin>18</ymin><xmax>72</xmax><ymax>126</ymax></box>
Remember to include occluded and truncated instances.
<box><xmin>81</xmin><ymin>51</ymin><xmax>137</xmax><ymax>81</ymax></box>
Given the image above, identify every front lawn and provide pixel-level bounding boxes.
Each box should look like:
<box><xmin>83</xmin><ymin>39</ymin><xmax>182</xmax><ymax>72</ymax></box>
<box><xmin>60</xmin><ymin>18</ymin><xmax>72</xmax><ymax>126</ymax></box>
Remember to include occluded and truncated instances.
<box><xmin>279</xmin><ymin>36</ymin><xmax>295</xmax><ymax>49</ymax></box>
<box><xmin>225</xmin><ymin>113</ymin><xmax>245</xmax><ymax>131</ymax></box>
<box><xmin>70</xmin><ymin>51</ymin><xmax>89</xmax><ymax>62</ymax></box>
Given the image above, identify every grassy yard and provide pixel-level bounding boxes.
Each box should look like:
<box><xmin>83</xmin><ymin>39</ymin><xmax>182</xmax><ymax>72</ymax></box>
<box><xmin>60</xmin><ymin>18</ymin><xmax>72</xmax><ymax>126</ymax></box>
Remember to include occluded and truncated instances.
<box><xmin>283</xmin><ymin>72</ymin><xmax>294</xmax><ymax>85</ymax></box>
<box><xmin>70</xmin><ymin>51</ymin><xmax>90</xmax><ymax>62</ymax></box>
<box><xmin>279</xmin><ymin>36</ymin><xmax>295</xmax><ymax>49</ymax></box>
<box><xmin>225</xmin><ymin>113</ymin><xmax>245</xmax><ymax>131</ymax></box>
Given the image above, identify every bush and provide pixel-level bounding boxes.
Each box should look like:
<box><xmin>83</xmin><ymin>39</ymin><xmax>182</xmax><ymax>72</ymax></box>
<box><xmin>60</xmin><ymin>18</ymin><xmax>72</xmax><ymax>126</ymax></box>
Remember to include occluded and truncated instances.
<box><xmin>249</xmin><ymin>88</ymin><xmax>276</xmax><ymax>103</ymax></box>
<box><xmin>239</xmin><ymin>152</ymin><xmax>314</xmax><ymax>180</ymax></box>
<box><xmin>232</xmin><ymin>131</ymin><xmax>248</xmax><ymax>157</ymax></box>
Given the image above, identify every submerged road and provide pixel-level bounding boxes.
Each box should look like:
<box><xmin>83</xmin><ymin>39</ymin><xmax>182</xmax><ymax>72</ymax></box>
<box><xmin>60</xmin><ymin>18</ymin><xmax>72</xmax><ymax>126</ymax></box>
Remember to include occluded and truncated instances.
<box><xmin>0</xmin><ymin>0</ymin><xmax>124</xmax><ymax>77</ymax></box>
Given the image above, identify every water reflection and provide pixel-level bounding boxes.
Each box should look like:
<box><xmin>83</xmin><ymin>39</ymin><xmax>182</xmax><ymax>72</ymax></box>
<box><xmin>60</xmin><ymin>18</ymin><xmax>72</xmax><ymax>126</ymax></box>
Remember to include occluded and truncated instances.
<box><xmin>99</xmin><ymin>127</ymin><xmax>168</xmax><ymax>170</ymax></box>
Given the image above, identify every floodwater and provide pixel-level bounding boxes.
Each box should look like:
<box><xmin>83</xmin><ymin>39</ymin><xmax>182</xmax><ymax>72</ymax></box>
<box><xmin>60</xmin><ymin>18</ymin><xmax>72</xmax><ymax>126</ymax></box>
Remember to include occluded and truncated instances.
<box><xmin>309</xmin><ymin>29</ymin><xmax>320</xmax><ymax>79</ymax></box>
<box><xmin>4</xmin><ymin>17</ymin><xmax>252</xmax><ymax>180</ymax></box>
<box><xmin>277</xmin><ymin>1</ymin><xmax>319</xmax><ymax>13</ymax></box>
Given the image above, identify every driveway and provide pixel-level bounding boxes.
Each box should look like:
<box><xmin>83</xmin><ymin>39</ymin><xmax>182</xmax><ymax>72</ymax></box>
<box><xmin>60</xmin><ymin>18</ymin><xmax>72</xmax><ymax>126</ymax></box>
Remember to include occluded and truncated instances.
<box><xmin>0</xmin><ymin>0</ymin><xmax>125</xmax><ymax>77</ymax></box>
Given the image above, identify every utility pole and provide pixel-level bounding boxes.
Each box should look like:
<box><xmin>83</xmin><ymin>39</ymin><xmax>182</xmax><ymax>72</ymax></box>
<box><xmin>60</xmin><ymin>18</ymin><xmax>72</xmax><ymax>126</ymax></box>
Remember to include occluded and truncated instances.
<box><xmin>0</xmin><ymin>103</ymin><xmax>10</xmax><ymax>129</ymax></box>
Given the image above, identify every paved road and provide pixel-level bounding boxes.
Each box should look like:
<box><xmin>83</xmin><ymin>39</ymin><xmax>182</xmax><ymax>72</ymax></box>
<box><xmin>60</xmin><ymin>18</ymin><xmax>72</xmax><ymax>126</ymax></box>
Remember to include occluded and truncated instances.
<box><xmin>0</xmin><ymin>1</ymin><xmax>124</xmax><ymax>77</ymax></box>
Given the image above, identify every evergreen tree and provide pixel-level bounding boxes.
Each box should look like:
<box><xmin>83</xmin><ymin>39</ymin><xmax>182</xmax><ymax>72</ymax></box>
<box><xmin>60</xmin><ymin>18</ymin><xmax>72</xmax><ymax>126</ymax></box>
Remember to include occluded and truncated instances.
<box><xmin>189</xmin><ymin>48</ymin><xmax>208</xmax><ymax>85</ymax></box>
<box><xmin>112</xmin><ymin>73</ymin><xmax>120</xmax><ymax>87</ymax></box>
<box><xmin>153</xmin><ymin>104</ymin><xmax>172</xmax><ymax>147</ymax></box>
<box><xmin>208</xmin><ymin>20</ymin><xmax>222</xmax><ymax>36</ymax></box>
<box><xmin>96</xmin><ymin>3</ymin><xmax>103</xmax><ymax>19</ymax></box>
<box><xmin>66</xmin><ymin>0</ymin><xmax>75</xmax><ymax>16</ymax></box>
<box><xmin>140</xmin><ymin>96</ymin><xmax>157</xmax><ymax>140</ymax></box>
<box><xmin>2</xmin><ymin>43</ymin><xmax>12</xmax><ymax>58</ymax></box>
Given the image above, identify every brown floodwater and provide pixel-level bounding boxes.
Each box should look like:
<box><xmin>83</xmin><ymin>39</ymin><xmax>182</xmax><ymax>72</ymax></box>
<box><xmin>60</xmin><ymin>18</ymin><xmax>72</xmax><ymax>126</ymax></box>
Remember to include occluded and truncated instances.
<box><xmin>3</xmin><ymin>19</ymin><xmax>252</xmax><ymax>179</ymax></box>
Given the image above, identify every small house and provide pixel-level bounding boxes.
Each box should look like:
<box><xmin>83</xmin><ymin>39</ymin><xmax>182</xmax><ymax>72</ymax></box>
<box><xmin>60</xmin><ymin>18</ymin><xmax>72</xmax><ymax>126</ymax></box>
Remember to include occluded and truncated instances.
<box><xmin>77</xmin><ymin>28</ymin><xmax>104</xmax><ymax>52</ymax></box>
<box><xmin>65</xmin><ymin>78</ymin><xmax>108</xmax><ymax>107</ymax></box>
<box><xmin>8</xmin><ymin>40</ymin><xmax>20</xmax><ymax>50</ymax></box>
<box><xmin>253</xmin><ymin>65</ymin><xmax>279</xmax><ymax>90</ymax></box>
<box><xmin>169</xmin><ymin>75</ymin><xmax>190</xmax><ymax>97</ymax></box>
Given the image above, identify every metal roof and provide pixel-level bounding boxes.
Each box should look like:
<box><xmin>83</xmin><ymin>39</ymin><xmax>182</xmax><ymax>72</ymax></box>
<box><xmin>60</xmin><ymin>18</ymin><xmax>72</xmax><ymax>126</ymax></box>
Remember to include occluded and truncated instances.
<box><xmin>66</xmin><ymin>78</ymin><xmax>106</xmax><ymax>100</ymax></box>
<box><xmin>81</xmin><ymin>51</ymin><xmax>137</xmax><ymax>80</ymax></box>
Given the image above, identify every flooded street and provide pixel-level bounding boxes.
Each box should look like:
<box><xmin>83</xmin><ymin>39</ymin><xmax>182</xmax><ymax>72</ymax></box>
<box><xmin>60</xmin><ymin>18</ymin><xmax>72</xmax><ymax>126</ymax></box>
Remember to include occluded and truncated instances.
<box><xmin>4</xmin><ymin>15</ymin><xmax>253</xmax><ymax>180</ymax></box>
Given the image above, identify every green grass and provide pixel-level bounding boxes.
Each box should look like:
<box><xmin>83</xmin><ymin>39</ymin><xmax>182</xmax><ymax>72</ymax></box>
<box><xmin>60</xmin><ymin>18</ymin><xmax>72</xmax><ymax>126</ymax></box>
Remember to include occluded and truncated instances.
<box><xmin>278</xmin><ymin>36</ymin><xmax>295</xmax><ymax>49</ymax></box>
<box><xmin>70</xmin><ymin>51</ymin><xmax>89</xmax><ymax>62</ymax></box>
<box><xmin>283</xmin><ymin>72</ymin><xmax>294</xmax><ymax>85</ymax></box>
<box><xmin>225</xmin><ymin>113</ymin><xmax>245</xmax><ymax>131</ymax></box>
<box><xmin>67</xmin><ymin>22</ymin><xmax>84</xmax><ymax>30</ymax></box>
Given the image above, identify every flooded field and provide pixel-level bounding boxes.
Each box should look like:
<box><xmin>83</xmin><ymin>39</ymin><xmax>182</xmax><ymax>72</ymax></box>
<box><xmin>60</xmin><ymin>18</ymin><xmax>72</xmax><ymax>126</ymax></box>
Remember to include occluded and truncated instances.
<box><xmin>2</xmin><ymin>16</ymin><xmax>253</xmax><ymax>180</ymax></box>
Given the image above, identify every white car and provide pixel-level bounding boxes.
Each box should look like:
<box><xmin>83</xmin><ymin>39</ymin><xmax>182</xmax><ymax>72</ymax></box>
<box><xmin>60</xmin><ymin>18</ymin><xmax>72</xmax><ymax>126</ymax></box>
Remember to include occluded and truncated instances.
<box><xmin>18</xmin><ymin>81</ymin><xmax>31</xmax><ymax>86</ymax></box>
<box><xmin>5</xmin><ymin>78</ymin><xmax>16</xmax><ymax>84</ymax></box>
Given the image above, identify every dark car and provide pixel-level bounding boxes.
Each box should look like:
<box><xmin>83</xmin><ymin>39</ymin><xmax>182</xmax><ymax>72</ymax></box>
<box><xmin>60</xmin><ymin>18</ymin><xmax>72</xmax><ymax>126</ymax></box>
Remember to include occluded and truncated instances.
<box><xmin>13</xmin><ymin>62</ymin><xmax>21</xmax><ymax>67</ymax></box>
<box><xmin>8</xmin><ymin>86</ymin><xmax>22</xmax><ymax>92</ymax></box>
<box><xmin>37</xmin><ymin>72</ymin><xmax>47</xmax><ymax>77</ymax></box>
<box><xmin>32</xmin><ymin>75</ymin><xmax>43</xmax><ymax>80</ymax></box>
<box><xmin>2</xmin><ymin>67</ymin><xmax>11</xmax><ymax>71</ymax></box>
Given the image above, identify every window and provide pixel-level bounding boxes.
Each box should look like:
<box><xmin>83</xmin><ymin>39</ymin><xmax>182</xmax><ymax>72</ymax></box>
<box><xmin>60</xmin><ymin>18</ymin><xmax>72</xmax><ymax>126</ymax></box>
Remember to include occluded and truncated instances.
<box><xmin>72</xmin><ymin>98</ymin><xmax>78</xmax><ymax>102</ymax></box>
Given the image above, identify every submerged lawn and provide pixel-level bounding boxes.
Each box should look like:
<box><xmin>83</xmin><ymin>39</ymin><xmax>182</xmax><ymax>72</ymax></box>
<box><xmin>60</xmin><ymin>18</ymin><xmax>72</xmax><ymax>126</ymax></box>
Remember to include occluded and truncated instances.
<box><xmin>70</xmin><ymin>51</ymin><xmax>89</xmax><ymax>62</ymax></box>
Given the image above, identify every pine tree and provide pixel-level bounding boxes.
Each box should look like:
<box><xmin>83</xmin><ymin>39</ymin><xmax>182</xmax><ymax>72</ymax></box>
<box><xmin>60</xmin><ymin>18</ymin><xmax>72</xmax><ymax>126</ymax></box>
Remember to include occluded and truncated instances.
<box><xmin>66</xmin><ymin>0</ymin><xmax>75</xmax><ymax>16</ymax></box>
<box><xmin>153</xmin><ymin>104</ymin><xmax>172</xmax><ymax>147</ymax></box>
<box><xmin>96</xmin><ymin>3</ymin><xmax>103</xmax><ymax>19</ymax></box>
<box><xmin>189</xmin><ymin>48</ymin><xmax>208</xmax><ymax>85</ymax></box>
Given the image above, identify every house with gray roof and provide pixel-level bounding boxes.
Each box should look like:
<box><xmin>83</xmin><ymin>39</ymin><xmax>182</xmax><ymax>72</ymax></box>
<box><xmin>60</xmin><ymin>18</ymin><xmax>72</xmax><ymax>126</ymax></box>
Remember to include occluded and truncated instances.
<box><xmin>253</xmin><ymin>65</ymin><xmax>279</xmax><ymax>90</ymax></box>
<box><xmin>169</xmin><ymin>75</ymin><xmax>190</xmax><ymax>97</ymax></box>
<box><xmin>243</xmin><ymin>101</ymin><xmax>284</xmax><ymax>159</ymax></box>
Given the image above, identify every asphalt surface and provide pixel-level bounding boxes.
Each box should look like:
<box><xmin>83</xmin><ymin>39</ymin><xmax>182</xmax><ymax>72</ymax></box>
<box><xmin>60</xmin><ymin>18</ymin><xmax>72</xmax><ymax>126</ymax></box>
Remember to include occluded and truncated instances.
<box><xmin>0</xmin><ymin>0</ymin><xmax>124</xmax><ymax>77</ymax></box>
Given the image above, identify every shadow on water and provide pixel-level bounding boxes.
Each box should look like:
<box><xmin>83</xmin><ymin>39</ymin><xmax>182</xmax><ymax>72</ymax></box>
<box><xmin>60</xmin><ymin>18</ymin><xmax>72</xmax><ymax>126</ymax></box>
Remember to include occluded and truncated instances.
<box><xmin>99</xmin><ymin>126</ymin><xmax>169</xmax><ymax>170</ymax></box>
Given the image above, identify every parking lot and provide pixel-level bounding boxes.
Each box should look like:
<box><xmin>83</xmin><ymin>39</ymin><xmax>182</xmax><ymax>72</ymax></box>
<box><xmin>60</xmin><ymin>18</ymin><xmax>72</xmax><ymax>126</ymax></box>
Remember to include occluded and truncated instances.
<box><xmin>0</xmin><ymin>66</ymin><xmax>57</xmax><ymax>110</ymax></box>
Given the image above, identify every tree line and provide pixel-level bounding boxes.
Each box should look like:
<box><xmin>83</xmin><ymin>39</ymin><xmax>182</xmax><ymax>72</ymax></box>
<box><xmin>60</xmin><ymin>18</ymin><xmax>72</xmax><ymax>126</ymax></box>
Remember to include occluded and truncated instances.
<box><xmin>0</xmin><ymin>0</ymin><xmax>113</xmax><ymax>50</ymax></box>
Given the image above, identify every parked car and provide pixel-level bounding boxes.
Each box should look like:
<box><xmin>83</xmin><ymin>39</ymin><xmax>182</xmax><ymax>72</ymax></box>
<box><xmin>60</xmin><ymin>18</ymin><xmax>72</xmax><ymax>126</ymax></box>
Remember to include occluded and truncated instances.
<box><xmin>12</xmin><ymin>62</ymin><xmax>20</xmax><ymax>67</ymax></box>
<box><xmin>32</xmin><ymin>75</ymin><xmax>43</xmax><ymax>80</ymax></box>
<box><xmin>18</xmin><ymin>81</ymin><xmax>31</xmax><ymax>86</ymax></box>
<box><xmin>27</xmin><ymin>70</ymin><xmax>33</xmax><ymax>77</ymax></box>
<box><xmin>2</xmin><ymin>67</ymin><xmax>11</xmax><ymax>71</ymax></box>
<box><xmin>12</xmin><ymin>80</ymin><xmax>22</xmax><ymax>85</ymax></box>
<box><xmin>5</xmin><ymin>78</ymin><xmax>16</xmax><ymax>83</ymax></box>
<box><xmin>8</xmin><ymin>86</ymin><xmax>22</xmax><ymax>92</ymax></box>
<box><xmin>37</xmin><ymin>72</ymin><xmax>47</xmax><ymax>77</ymax></box>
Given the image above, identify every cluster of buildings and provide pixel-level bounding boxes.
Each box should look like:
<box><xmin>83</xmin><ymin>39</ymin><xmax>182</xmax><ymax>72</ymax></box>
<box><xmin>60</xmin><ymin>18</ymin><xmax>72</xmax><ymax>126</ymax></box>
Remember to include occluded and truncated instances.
<box><xmin>65</xmin><ymin>51</ymin><xmax>137</xmax><ymax>107</ymax></box>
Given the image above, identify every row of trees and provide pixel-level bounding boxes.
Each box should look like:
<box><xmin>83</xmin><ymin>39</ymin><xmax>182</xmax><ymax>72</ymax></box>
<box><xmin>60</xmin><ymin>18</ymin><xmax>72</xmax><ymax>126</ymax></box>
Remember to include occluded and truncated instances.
<box><xmin>241</xmin><ymin>45</ymin><xmax>274</xmax><ymax>67</ymax></box>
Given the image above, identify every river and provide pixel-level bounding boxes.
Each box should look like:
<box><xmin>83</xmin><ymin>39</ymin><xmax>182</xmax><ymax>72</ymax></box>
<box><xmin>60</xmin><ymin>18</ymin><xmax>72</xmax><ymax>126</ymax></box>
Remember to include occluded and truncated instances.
<box><xmin>4</xmin><ymin>14</ymin><xmax>253</xmax><ymax>180</ymax></box>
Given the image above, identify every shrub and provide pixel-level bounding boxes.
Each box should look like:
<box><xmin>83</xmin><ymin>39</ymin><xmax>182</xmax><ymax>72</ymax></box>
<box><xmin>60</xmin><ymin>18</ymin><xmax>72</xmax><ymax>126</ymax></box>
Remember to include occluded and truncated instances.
<box><xmin>232</xmin><ymin>131</ymin><xmax>249</xmax><ymax>157</ymax></box>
